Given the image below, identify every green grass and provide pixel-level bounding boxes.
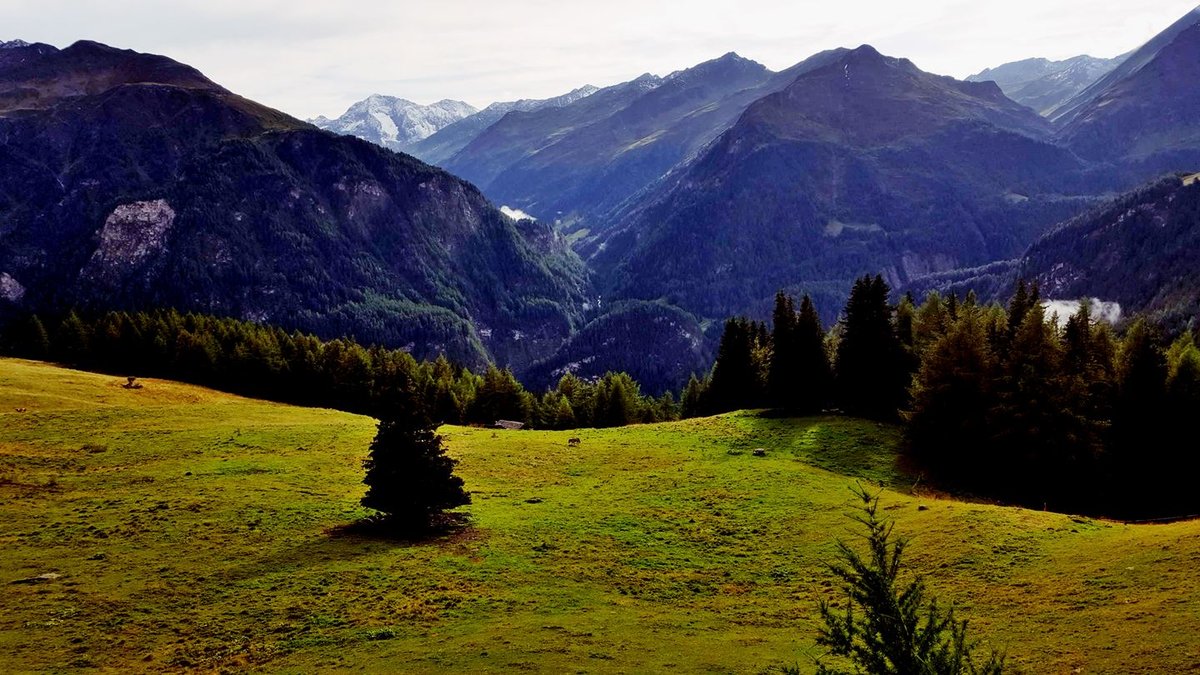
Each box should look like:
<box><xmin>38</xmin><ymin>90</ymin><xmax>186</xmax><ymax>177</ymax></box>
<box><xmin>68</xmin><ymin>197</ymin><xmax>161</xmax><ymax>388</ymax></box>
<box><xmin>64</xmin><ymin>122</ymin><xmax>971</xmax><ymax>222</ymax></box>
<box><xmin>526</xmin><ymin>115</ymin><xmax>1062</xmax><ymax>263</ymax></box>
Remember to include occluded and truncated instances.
<box><xmin>1</xmin><ymin>357</ymin><xmax>1198</xmax><ymax>673</ymax></box>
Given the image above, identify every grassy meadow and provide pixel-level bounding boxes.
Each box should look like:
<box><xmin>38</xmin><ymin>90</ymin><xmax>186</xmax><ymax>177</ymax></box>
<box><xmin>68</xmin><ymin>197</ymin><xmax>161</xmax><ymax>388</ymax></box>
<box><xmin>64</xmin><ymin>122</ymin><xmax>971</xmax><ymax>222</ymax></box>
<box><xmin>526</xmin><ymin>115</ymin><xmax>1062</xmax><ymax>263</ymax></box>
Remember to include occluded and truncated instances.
<box><xmin>1</xmin><ymin>357</ymin><xmax>1198</xmax><ymax>673</ymax></box>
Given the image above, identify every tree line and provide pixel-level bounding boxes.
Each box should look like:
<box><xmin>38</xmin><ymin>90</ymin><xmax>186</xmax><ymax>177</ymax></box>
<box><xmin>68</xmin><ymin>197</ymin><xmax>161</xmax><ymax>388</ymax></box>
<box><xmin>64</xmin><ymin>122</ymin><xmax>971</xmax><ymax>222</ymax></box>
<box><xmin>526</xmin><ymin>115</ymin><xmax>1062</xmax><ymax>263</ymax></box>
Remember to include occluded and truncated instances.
<box><xmin>695</xmin><ymin>276</ymin><xmax>1200</xmax><ymax>519</ymax></box>
<box><xmin>0</xmin><ymin>309</ymin><xmax>678</xmax><ymax>429</ymax></box>
<box><xmin>7</xmin><ymin>280</ymin><xmax>1198</xmax><ymax>519</ymax></box>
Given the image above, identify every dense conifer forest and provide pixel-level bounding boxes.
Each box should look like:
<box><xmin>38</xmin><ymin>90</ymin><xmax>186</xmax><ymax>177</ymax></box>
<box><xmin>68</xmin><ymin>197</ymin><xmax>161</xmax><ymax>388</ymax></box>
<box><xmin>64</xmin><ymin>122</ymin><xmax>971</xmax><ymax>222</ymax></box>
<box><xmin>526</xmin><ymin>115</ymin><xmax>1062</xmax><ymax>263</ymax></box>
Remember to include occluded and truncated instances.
<box><xmin>0</xmin><ymin>310</ymin><xmax>677</xmax><ymax>430</ymax></box>
<box><xmin>694</xmin><ymin>276</ymin><xmax>1200</xmax><ymax>520</ymax></box>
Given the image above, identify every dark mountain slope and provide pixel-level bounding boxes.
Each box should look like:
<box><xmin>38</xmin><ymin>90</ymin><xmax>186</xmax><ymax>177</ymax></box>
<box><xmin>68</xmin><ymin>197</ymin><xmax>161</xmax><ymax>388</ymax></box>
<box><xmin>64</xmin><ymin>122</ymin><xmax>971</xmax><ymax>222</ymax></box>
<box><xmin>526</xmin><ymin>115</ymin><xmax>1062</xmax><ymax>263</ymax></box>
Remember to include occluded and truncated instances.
<box><xmin>438</xmin><ymin>52</ymin><xmax>859</xmax><ymax>233</ymax></box>
<box><xmin>1018</xmin><ymin>174</ymin><xmax>1200</xmax><ymax>326</ymax></box>
<box><xmin>904</xmin><ymin>174</ymin><xmax>1200</xmax><ymax>328</ymax></box>
<box><xmin>592</xmin><ymin>46</ymin><xmax>1090</xmax><ymax>321</ymax></box>
<box><xmin>407</xmin><ymin>85</ymin><xmax>599</xmax><ymax>166</ymax></box>
<box><xmin>1057</xmin><ymin>21</ymin><xmax>1200</xmax><ymax>177</ymax></box>
<box><xmin>439</xmin><ymin>74</ymin><xmax>663</xmax><ymax>202</ymax></box>
<box><xmin>0</xmin><ymin>39</ymin><xmax>226</xmax><ymax>112</ymax></box>
<box><xmin>0</xmin><ymin>40</ymin><xmax>589</xmax><ymax>369</ymax></box>
<box><xmin>1051</xmin><ymin>6</ymin><xmax>1200</xmax><ymax>126</ymax></box>
<box><xmin>464</xmin><ymin>54</ymin><xmax>771</xmax><ymax>225</ymax></box>
<box><xmin>521</xmin><ymin>300</ymin><xmax>712</xmax><ymax>395</ymax></box>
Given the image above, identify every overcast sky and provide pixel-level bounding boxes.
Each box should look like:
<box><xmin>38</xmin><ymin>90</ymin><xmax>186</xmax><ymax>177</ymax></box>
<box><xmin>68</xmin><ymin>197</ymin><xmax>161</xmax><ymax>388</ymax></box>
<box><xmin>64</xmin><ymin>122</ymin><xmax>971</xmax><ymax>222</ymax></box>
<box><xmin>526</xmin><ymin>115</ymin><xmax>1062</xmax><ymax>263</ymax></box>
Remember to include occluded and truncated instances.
<box><xmin>2</xmin><ymin>1</ymin><xmax>1197</xmax><ymax>119</ymax></box>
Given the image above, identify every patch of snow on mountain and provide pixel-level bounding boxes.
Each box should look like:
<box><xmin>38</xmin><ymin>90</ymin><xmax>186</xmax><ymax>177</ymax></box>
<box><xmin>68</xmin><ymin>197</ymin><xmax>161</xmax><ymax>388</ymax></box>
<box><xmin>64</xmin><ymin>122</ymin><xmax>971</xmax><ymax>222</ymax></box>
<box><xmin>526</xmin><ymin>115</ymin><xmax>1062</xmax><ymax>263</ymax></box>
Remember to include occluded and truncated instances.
<box><xmin>371</xmin><ymin>110</ymin><xmax>400</xmax><ymax>144</ymax></box>
<box><xmin>500</xmin><ymin>205</ymin><xmax>536</xmax><ymax>221</ymax></box>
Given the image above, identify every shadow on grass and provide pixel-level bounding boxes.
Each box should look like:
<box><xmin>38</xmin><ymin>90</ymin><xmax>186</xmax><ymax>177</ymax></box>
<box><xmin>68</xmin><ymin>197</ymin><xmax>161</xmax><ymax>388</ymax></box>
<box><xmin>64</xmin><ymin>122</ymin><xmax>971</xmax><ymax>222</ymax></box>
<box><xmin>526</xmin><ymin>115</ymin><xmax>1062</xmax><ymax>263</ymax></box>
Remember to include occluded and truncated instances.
<box><xmin>214</xmin><ymin>514</ymin><xmax>475</xmax><ymax>584</ymax></box>
<box><xmin>329</xmin><ymin>513</ymin><xmax>472</xmax><ymax>543</ymax></box>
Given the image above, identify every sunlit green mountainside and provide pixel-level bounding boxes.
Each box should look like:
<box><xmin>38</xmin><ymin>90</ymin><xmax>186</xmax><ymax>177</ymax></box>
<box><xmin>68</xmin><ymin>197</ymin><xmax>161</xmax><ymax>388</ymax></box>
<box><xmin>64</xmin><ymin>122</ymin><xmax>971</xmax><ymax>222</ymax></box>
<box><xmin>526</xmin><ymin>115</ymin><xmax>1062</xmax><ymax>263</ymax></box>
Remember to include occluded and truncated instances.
<box><xmin>0</xmin><ymin>40</ymin><xmax>589</xmax><ymax>370</ymax></box>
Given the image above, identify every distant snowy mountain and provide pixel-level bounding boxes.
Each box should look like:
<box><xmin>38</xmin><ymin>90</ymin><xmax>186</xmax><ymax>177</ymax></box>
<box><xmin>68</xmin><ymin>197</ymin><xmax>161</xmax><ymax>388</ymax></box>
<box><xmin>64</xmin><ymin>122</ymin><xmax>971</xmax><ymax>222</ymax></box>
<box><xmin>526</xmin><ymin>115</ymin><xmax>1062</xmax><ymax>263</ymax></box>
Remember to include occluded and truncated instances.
<box><xmin>967</xmin><ymin>54</ymin><xmax>1125</xmax><ymax>116</ymax></box>
<box><xmin>310</xmin><ymin>95</ymin><xmax>477</xmax><ymax>150</ymax></box>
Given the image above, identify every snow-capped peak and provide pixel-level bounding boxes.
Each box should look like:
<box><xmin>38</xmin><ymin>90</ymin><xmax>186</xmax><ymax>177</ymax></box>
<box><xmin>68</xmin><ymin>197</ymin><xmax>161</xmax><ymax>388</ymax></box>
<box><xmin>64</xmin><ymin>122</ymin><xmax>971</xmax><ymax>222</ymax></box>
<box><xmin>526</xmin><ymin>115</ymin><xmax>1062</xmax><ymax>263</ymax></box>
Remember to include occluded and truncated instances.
<box><xmin>311</xmin><ymin>95</ymin><xmax>478</xmax><ymax>150</ymax></box>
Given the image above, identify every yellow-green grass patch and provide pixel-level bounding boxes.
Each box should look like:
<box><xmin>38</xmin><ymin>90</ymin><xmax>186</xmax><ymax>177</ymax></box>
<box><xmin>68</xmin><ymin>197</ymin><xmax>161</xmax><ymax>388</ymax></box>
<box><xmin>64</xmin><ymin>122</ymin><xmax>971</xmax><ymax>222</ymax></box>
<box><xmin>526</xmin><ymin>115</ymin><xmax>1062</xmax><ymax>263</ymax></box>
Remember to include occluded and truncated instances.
<box><xmin>1</xmin><ymin>358</ymin><xmax>1198</xmax><ymax>672</ymax></box>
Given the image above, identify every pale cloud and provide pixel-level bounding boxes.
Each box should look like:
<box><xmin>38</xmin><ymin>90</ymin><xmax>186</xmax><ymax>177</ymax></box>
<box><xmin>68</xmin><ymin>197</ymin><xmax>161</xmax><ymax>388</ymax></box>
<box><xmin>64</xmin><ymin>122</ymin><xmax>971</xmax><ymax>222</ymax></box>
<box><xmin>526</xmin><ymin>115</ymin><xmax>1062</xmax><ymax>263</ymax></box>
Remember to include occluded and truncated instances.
<box><xmin>1</xmin><ymin>0</ymin><xmax>1196</xmax><ymax>120</ymax></box>
<box><xmin>1043</xmin><ymin>299</ymin><xmax>1123</xmax><ymax>327</ymax></box>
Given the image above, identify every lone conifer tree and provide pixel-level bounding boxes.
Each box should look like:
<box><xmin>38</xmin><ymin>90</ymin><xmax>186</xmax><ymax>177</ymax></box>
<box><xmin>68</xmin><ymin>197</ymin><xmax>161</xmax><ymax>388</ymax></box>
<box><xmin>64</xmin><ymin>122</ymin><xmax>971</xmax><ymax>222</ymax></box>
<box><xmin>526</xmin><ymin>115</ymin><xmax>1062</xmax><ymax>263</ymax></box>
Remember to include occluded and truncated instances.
<box><xmin>362</xmin><ymin>408</ymin><xmax>470</xmax><ymax>532</ymax></box>
<box><xmin>813</xmin><ymin>487</ymin><xmax>1005</xmax><ymax>675</ymax></box>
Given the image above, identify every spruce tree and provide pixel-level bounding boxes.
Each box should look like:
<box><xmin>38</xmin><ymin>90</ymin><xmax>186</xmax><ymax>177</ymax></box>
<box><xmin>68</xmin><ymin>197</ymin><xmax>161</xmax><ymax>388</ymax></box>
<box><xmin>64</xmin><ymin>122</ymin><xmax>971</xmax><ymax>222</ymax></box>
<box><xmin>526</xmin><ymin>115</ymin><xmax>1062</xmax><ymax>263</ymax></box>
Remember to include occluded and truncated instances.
<box><xmin>895</xmin><ymin>293</ymin><xmax>920</xmax><ymax>384</ymax></box>
<box><xmin>1111</xmin><ymin>320</ymin><xmax>1170</xmax><ymax>516</ymax></box>
<box><xmin>709</xmin><ymin>318</ymin><xmax>765</xmax><ymax>412</ymax></box>
<box><xmin>913</xmin><ymin>292</ymin><xmax>950</xmax><ymax>354</ymax></box>
<box><xmin>1002</xmin><ymin>280</ymin><xmax>1041</xmax><ymax>345</ymax></box>
<box><xmin>986</xmin><ymin>303</ymin><xmax>1085</xmax><ymax>507</ymax></box>
<box><xmin>25</xmin><ymin>315</ymin><xmax>51</xmax><ymax>360</ymax></box>
<box><xmin>813</xmin><ymin>487</ymin><xmax>1005</xmax><ymax>675</ymax></box>
<box><xmin>795</xmin><ymin>295</ymin><xmax>832</xmax><ymax>414</ymax></box>
<box><xmin>681</xmin><ymin>374</ymin><xmax>707</xmax><ymax>418</ymax></box>
<box><xmin>361</xmin><ymin>407</ymin><xmax>470</xmax><ymax>532</ymax></box>
<box><xmin>904</xmin><ymin>308</ymin><xmax>994</xmax><ymax>485</ymax></box>
<box><xmin>472</xmin><ymin>365</ymin><xmax>531</xmax><ymax>424</ymax></box>
<box><xmin>56</xmin><ymin>311</ymin><xmax>92</xmax><ymax>365</ymax></box>
<box><xmin>1166</xmin><ymin>334</ymin><xmax>1200</xmax><ymax>510</ymax></box>
<box><xmin>769</xmin><ymin>292</ymin><xmax>798</xmax><ymax>408</ymax></box>
<box><xmin>835</xmin><ymin>275</ymin><xmax>906</xmax><ymax>420</ymax></box>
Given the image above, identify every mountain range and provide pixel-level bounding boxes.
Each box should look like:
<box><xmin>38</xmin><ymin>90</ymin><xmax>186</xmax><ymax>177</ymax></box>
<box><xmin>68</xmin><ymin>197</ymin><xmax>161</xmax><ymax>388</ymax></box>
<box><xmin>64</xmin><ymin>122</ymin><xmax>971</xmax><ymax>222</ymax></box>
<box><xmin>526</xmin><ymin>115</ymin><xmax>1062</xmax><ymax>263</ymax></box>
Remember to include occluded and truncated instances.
<box><xmin>586</xmin><ymin>45</ymin><xmax>1091</xmax><ymax>324</ymax></box>
<box><xmin>4</xmin><ymin>5</ymin><xmax>1200</xmax><ymax>393</ymax></box>
<box><xmin>966</xmin><ymin>54</ymin><xmax>1125</xmax><ymax>116</ymax></box>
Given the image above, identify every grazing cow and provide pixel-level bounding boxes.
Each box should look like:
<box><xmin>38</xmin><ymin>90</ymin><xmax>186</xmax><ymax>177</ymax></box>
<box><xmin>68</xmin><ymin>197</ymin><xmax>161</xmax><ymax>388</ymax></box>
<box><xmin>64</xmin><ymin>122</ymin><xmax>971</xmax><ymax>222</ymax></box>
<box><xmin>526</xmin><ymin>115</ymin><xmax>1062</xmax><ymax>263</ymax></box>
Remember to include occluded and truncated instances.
<box><xmin>568</xmin><ymin>438</ymin><xmax>581</xmax><ymax>447</ymax></box>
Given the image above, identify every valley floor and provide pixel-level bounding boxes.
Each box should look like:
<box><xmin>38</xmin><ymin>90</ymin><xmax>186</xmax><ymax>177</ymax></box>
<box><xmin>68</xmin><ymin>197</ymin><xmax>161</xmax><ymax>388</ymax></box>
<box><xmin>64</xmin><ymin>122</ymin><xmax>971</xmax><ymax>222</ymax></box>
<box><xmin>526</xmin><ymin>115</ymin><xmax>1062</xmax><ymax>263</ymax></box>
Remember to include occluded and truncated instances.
<box><xmin>1</xmin><ymin>358</ymin><xmax>1198</xmax><ymax>673</ymax></box>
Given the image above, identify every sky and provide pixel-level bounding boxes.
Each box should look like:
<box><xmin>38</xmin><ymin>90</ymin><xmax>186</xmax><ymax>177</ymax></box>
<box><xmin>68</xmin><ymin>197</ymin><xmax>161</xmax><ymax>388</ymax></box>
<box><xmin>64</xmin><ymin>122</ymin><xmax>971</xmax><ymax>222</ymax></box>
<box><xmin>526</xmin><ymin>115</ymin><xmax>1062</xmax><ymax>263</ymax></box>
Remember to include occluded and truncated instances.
<box><xmin>2</xmin><ymin>0</ymin><xmax>1197</xmax><ymax>120</ymax></box>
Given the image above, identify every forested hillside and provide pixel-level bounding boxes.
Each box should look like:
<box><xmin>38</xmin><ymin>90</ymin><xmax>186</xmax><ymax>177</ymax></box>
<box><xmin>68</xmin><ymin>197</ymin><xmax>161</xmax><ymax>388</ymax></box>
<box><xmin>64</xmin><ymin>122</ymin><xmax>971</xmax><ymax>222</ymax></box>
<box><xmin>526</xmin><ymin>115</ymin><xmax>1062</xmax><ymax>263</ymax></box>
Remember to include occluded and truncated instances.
<box><xmin>0</xmin><ymin>40</ymin><xmax>588</xmax><ymax>371</ymax></box>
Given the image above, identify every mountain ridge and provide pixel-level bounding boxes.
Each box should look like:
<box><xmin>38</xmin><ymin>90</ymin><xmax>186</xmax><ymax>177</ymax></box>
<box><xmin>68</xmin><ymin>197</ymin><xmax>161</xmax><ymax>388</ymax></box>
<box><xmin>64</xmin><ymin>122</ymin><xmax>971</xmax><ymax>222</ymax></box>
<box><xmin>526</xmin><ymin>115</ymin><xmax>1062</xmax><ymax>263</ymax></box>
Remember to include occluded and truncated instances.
<box><xmin>407</xmin><ymin>84</ymin><xmax>599</xmax><ymax>166</ymax></box>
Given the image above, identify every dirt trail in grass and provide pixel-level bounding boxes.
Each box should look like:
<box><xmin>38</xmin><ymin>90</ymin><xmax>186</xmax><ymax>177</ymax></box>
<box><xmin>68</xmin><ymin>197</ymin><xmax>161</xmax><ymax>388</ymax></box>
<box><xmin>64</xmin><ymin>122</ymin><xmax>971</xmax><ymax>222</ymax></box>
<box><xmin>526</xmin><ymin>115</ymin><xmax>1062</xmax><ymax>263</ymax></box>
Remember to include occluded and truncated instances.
<box><xmin>1</xmin><ymin>358</ymin><xmax>1198</xmax><ymax>673</ymax></box>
